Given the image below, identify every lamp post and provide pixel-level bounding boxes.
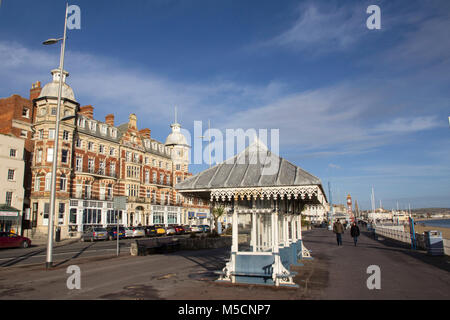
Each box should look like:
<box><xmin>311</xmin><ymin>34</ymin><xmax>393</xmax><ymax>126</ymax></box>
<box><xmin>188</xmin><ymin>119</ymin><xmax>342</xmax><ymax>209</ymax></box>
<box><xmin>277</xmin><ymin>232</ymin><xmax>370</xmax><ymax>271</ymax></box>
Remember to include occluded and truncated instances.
<box><xmin>43</xmin><ymin>3</ymin><xmax>69</xmax><ymax>269</ymax></box>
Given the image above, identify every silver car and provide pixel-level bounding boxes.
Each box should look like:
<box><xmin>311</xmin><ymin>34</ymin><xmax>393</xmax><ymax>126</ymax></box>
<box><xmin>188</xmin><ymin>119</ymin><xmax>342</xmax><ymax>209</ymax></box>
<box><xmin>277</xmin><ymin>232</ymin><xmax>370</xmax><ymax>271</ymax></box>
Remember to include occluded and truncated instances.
<box><xmin>124</xmin><ymin>227</ymin><xmax>146</xmax><ymax>238</ymax></box>
<box><xmin>166</xmin><ymin>226</ymin><xmax>176</xmax><ymax>235</ymax></box>
<box><xmin>132</xmin><ymin>227</ymin><xmax>146</xmax><ymax>238</ymax></box>
<box><xmin>81</xmin><ymin>227</ymin><xmax>108</xmax><ymax>242</ymax></box>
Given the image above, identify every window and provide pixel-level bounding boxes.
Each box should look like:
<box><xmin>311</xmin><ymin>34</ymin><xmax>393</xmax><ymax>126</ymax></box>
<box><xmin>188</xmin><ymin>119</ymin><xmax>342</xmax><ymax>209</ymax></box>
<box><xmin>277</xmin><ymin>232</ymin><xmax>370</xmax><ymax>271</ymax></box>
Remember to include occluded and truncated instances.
<box><xmin>7</xmin><ymin>169</ymin><xmax>15</xmax><ymax>181</ymax></box>
<box><xmin>88</xmin><ymin>142</ymin><xmax>94</xmax><ymax>151</ymax></box>
<box><xmin>75</xmin><ymin>156</ymin><xmax>83</xmax><ymax>171</ymax></box>
<box><xmin>153</xmin><ymin>172</ymin><xmax>157</xmax><ymax>183</ymax></box>
<box><xmin>47</xmin><ymin>148</ymin><xmax>54</xmax><ymax>162</ymax></box>
<box><xmin>78</xmin><ymin>118</ymin><xmax>85</xmax><ymax>128</ymax></box>
<box><xmin>5</xmin><ymin>192</ymin><xmax>13</xmax><ymax>206</ymax></box>
<box><xmin>51</xmin><ymin>107</ymin><xmax>57</xmax><ymax>115</ymax></box>
<box><xmin>84</xmin><ymin>184</ymin><xmax>92</xmax><ymax>199</ymax></box>
<box><xmin>75</xmin><ymin>138</ymin><xmax>81</xmax><ymax>148</ymax></box>
<box><xmin>110</xmin><ymin>128</ymin><xmax>117</xmax><ymax>138</ymax></box>
<box><xmin>110</xmin><ymin>162</ymin><xmax>116</xmax><ymax>177</ymax></box>
<box><xmin>63</xmin><ymin>130</ymin><xmax>69</xmax><ymax>141</ymax></box>
<box><xmin>100</xmin><ymin>125</ymin><xmax>107</xmax><ymax>135</ymax></box>
<box><xmin>152</xmin><ymin>159</ymin><xmax>156</xmax><ymax>166</ymax></box>
<box><xmin>109</xmin><ymin>147</ymin><xmax>115</xmax><ymax>156</ymax></box>
<box><xmin>126</xmin><ymin>151</ymin><xmax>131</xmax><ymax>162</ymax></box>
<box><xmin>159</xmin><ymin>161</ymin><xmax>162</xmax><ymax>168</ymax></box>
<box><xmin>88</xmin><ymin>159</ymin><xmax>95</xmax><ymax>173</ymax></box>
<box><xmin>70</xmin><ymin>208</ymin><xmax>77</xmax><ymax>224</ymax></box>
<box><xmin>176</xmin><ymin>176</ymin><xmax>182</xmax><ymax>184</ymax></box>
<box><xmin>34</xmin><ymin>175</ymin><xmax>41</xmax><ymax>192</ymax></box>
<box><xmin>146</xmin><ymin>189</ymin><xmax>151</xmax><ymax>198</ymax></box>
<box><xmin>75</xmin><ymin>182</ymin><xmax>83</xmax><ymax>198</ymax></box>
<box><xmin>10</xmin><ymin>149</ymin><xmax>16</xmax><ymax>158</ymax></box>
<box><xmin>61</xmin><ymin>150</ymin><xmax>69</xmax><ymax>163</ymax></box>
<box><xmin>88</xmin><ymin>121</ymin><xmax>96</xmax><ymax>132</ymax></box>
<box><xmin>48</xmin><ymin>129</ymin><xmax>55</xmax><ymax>139</ymax></box>
<box><xmin>160</xmin><ymin>173</ymin><xmax>164</xmax><ymax>184</ymax></box>
<box><xmin>176</xmin><ymin>164</ymin><xmax>181</xmax><ymax>171</ymax></box>
<box><xmin>152</xmin><ymin>190</ymin><xmax>156</xmax><ymax>204</ymax></box>
<box><xmin>36</xmin><ymin>149</ymin><xmax>42</xmax><ymax>163</ymax></box>
<box><xmin>60</xmin><ymin>174</ymin><xmax>67</xmax><ymax>191</ymax></box>
<box><xmin>20</xmin><ymin>130</ymin><xmax>27</xmax><ymax>138</ymax></box>
<box><xmin>126</xmin><ymin>184</ymin><xmax>138</xmax><ymax>197</ymax></box>
<box><xmin>22</xmin><ymin>107</ymin><xmax>30</xmax><ymax>118</ymax></box>
<box><xmin>99</xmin><ymin>144</ymin><xmax>104</xmax><ymax>154</ymax></box>
<box><xmin>45</xmin><ymin>173</ymin><xmax>52</xmax><ymax>191</ymax></box>
<box><xmin>39</xmin><ymin>129</ymin><xmax>44</xmax><ymax>139</ymax></box>
<box><xmin>40</xmin><ymin>108</ymin><xmax>46</xmax><ymax>116</ymax></box>
<box><xmin>99</xmin><ymin>161</ymin><xmax>105</xmax><ymax>175</ymax></box>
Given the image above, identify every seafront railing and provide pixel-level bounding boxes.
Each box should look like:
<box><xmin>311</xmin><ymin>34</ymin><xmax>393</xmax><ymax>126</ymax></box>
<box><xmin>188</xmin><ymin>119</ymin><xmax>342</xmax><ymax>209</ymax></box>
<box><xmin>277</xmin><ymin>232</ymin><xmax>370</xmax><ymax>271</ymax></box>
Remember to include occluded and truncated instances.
<box><xmin>373</xmin><ymin>225</ymin><xmax>450</xmax><ymax>256</ymax></box>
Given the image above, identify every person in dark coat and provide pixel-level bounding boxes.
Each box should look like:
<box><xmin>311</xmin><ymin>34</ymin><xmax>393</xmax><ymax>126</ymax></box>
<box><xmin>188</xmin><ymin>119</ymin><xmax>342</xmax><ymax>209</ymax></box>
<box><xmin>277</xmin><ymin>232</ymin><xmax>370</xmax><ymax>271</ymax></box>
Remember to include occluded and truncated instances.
<box><xmin>333</xmin><ymin>219</ymin><xmax>344</xmax><ymax>246</ymax></box>
<box><xmin>350</xmin><ymin>222</ymin><xmax>360</xmax><ymax>246</ymax></box>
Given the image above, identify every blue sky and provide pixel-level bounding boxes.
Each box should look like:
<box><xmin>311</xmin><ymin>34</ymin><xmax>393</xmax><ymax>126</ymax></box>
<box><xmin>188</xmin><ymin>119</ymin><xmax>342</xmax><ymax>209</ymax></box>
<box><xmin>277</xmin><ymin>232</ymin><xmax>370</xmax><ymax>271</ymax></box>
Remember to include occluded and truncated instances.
<box><xmin>0</xmin><ymin>0</ymin><xmax>449</xmax><ymax>210</ymax></box>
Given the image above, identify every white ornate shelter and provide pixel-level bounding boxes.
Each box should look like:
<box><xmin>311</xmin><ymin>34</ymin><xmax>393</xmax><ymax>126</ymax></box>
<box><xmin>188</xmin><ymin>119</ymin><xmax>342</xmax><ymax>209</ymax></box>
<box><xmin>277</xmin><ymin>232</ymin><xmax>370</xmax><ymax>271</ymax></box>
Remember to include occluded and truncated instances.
<box><xmin>176</xmin><ymin>139</ymin><xmax>328</xmax><ymax>287</ymax></box>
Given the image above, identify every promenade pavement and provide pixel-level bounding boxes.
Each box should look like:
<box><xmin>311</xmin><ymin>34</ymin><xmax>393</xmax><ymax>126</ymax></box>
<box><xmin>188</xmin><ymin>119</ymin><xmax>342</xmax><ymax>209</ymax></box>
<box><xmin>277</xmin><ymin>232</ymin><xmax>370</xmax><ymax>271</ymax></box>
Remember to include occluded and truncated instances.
<box><xmin>0</xmin><ymin>228</ymin><xmax>448</xmax><ymax>299</ymax></box>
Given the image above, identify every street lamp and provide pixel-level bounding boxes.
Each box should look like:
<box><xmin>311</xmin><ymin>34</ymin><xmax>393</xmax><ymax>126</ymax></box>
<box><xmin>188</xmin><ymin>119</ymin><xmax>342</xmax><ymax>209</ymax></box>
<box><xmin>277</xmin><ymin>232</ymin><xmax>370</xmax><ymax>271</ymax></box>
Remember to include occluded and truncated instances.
<box><xmin>43</xmin><ymin>3</ymin><xmax>69</xmax><ymax>269</ymax></box>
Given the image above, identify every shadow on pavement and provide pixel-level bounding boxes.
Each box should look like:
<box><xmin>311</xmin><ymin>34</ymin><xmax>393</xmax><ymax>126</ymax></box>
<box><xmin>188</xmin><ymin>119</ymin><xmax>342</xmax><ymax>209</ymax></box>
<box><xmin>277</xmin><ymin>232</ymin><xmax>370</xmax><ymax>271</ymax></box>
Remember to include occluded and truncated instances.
<box><xmin>53</xmin><ymin>243</ymin><xmax>97</xmax><ymax>267</ymax></box>
<box><xmin>361</xmin><ymin>230</ymin><xmax>450</xmax><ymax>273</ymax></box>
<box><xmin>0</xmin><ymin>248</ymin><xmax>46</xmax><ymax>267</ymax></box>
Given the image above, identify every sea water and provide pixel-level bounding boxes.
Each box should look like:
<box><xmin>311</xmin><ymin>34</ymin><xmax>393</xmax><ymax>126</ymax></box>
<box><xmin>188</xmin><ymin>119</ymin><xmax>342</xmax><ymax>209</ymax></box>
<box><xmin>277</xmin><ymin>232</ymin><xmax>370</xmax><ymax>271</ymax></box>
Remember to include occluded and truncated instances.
<box><xmin>419</xmin><ymin>219</ymin><xmax>450</xmax><ymax>228</ymax></box>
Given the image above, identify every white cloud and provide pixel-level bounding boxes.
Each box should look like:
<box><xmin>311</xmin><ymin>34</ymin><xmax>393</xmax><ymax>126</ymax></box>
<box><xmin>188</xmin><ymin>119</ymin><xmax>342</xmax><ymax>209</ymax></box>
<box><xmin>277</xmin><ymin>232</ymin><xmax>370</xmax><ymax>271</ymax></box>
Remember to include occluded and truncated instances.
<box><xmin>256</xmin><ymin>1</ymin><xmax>368</xmax><ymax>54</ymax></box>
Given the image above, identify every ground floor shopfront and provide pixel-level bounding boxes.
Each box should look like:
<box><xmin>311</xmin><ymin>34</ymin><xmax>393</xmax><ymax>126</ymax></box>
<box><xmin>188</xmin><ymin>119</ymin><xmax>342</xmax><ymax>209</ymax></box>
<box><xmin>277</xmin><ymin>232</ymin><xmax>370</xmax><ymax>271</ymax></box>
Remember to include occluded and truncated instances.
<box><xmin>30</xmin><ymin>197</ymin><xmax>188</xmax><ymax>239</ymax></box>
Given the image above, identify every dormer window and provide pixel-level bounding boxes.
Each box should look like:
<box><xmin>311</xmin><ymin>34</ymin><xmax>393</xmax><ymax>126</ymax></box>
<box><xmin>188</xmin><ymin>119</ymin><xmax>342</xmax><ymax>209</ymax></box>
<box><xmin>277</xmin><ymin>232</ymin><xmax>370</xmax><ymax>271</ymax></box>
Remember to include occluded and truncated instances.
<box><xmin>100</xmin><ymin>125</ymin><xmax>107</xmax><ymax>135</ymax></box>
<box><xmin>78</xmin><ymin>118</ymin><xmax>85</xmax><ymax>128</ymax></box>
<box><xmin>110</xmin><ymin>128</ymin><xmax>117</xmax><ymax>138</ymax></box>
<box><xmin>89</xmin><ymin>121</ymin><xmax>96</xmax><ymax>132</ymax></box>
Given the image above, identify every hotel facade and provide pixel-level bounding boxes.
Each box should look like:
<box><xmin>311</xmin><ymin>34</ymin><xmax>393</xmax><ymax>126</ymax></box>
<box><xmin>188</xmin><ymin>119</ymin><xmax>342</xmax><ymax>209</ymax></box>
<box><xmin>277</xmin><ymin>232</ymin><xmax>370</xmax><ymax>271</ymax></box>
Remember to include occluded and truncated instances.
<box><xmin>29</xmin><ymin>68</ymin><xmax>209</xmax><ymax>240</ymax></box>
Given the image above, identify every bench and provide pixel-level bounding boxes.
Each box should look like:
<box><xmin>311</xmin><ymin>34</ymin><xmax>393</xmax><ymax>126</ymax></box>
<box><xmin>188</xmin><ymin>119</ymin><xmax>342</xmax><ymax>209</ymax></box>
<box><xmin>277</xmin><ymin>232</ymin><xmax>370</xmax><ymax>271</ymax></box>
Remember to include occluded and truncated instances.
<box><xmin>215</xmin><ymin>253</ymin><xmax>297</xmax><ymax>286</ymax></box>
<box><xmin>130</xmin><ymin>237</ymin><xmax>180</xmax><ymax>256</ymax></box>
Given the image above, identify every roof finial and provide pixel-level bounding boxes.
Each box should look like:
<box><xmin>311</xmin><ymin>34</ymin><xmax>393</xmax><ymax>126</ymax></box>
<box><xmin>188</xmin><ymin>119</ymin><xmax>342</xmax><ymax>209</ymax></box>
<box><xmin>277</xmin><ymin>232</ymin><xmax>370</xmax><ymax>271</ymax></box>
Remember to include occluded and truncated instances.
<box><xmin>174</xmin><ymin>105</ymin><xmax>178</xmax><ymax>124</ymax></box>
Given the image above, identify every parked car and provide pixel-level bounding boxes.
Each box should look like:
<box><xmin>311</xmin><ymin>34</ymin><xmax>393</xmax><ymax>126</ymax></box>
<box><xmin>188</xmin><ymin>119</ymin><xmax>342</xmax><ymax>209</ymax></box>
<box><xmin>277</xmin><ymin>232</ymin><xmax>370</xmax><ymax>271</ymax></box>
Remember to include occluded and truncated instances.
<box><xmin>106</xmin><ymin>226</ymin><xmax>126</xmax><ymax>240</ymax></box>
<box><xmin>154</xmin><ymin>225</ymin><xmax>166</xmax><ymax>236</ymax></box>
<box><xmin>124</xmin><ymin>227</ymin><xmax>134</xmax><ymax>238</ymax></box>
<box><xmin>0</xmin><ymin>232</ymin><xmax>32</xmax><ymax>249</ymax></box>
<box><xmin>190</xmin><ymin>225</ymin><xmax>202</xmax><ymax>233</ymax></box>
<box><xmin>132</xmin><ymin>226</ymin><xmax>146</xmax><ymax>238</ymax></box>
<box><xmin>174</xmin><ymin>225</ymin><xmax>185</xmax><ymax>235</ymax></box>
<box><xmin>183</xmin><ymin>225</ymin><xmax>192</xmax><ymax>233</ymax></box>
<box><xmin>81</xmin><ymin>227</ymin><xmax>108</xmax><ymax>242</ymax></box>
<box><xmin>199</xmin><ymin>225</ymin><xmax>211</xmax><ymax>233</ymax></box>
<box><xmin>166</xmin><ymin>226</ymin><xmax>176</xmax><ymax>235</ymax></box>
<box><xmin>144</xmin><ymin>225</ymin><xmax>157</xmax><ymax>237</ymax></box>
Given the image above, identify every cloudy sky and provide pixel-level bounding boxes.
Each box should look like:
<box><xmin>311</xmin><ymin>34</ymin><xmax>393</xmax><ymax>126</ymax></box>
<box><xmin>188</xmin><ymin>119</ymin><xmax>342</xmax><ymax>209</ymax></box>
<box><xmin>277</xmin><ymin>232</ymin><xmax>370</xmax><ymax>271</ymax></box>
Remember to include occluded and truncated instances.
<box><xmin>0</xmin><ymin>0</ymin><xmax>449</xmax><ymax>210</ymax></box>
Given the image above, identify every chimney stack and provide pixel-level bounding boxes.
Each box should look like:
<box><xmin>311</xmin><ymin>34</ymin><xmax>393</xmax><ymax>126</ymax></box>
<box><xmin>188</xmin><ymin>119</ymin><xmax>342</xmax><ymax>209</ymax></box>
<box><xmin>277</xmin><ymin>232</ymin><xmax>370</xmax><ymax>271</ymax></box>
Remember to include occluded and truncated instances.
<box><xmin>105</xmin><ymin>114</ymin><xmax>114</xmax><ymax>126</ymax></box>
<box><xmin>79</xmin><ymin>105</ymin><xmax>94</xmax><ymax>119</ymax></box>
<box><xmin>30</xmin><ymin>81</ymin><xmax>42</xmax><ymax>100</ymax></box>
<box><xmin>139</xmin><ymin>128</ymin><xmax>151</xmax><ymax>139</ymax></box>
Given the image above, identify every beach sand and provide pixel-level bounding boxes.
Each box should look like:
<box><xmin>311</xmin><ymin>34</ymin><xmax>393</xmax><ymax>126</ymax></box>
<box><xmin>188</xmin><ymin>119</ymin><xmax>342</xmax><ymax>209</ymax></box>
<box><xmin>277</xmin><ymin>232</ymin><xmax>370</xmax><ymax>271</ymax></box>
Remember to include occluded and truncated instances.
<box><xmin>413</xmin><ymin>224</ymin><xmax>450</xmax><ymax>240</ymax></box>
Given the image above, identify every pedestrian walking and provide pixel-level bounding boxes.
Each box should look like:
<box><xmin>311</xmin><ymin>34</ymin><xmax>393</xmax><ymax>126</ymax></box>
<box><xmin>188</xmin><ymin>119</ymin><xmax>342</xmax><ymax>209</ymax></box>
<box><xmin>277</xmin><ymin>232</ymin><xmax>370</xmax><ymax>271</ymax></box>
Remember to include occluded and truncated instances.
<box><xmin>333</xmin><ymin>219</ymin><xmax>344</xmax><ymax>246</ymax></box>
<box><xmin>350</xmin><ymin>222</ymin><xmax>360</xmax><ymax>246</ymax></box>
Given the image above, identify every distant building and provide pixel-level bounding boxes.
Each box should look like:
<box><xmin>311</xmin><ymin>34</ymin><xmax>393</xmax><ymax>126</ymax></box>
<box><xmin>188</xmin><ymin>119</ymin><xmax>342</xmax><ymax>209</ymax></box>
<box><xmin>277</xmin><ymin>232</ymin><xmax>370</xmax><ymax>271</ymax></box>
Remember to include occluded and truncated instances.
<box><xmin>0</xmin><ymin>82</ymin><xmax>40</xmax><ymax>222</ymax></box>
<box><xmin>0</xmin><ymin>134</ymin><xmax>25</xmax><ymax>233</ymax></box>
